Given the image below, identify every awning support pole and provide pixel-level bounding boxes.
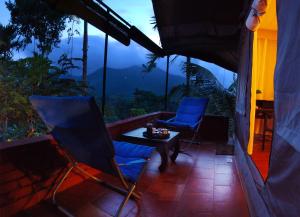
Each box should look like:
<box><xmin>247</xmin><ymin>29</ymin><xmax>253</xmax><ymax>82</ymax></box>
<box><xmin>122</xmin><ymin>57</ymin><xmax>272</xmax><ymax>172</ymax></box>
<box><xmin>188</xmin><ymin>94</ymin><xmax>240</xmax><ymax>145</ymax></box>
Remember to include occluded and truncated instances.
<box><xmin>164</xmin><ymin>55</ymin><xmax>170</xmax><ymax>110</ymax></box>
<box><xmin>102</xmin><ymin>11</ymin><xmax>110</xmax><ymax>115</ymax></box>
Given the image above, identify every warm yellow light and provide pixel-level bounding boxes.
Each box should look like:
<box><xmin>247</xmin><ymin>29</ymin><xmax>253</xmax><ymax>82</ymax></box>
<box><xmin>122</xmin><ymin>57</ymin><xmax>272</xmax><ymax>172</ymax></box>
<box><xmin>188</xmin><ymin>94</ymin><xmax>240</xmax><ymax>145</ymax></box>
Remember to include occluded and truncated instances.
<box><xmin>247</xmin><ymin>0</ymin><xmax>277</xmax><ymax>155</ymax></box>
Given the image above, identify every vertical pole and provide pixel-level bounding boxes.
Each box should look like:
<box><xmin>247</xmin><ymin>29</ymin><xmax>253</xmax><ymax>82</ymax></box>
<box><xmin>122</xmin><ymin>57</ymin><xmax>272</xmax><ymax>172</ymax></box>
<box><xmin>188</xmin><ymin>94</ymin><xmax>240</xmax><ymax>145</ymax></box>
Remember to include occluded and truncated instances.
<box><xmin>186</xmin><ymin>56</ymin><xmax>191</xmax><ymax>96</ymax></box>
<box><xmin>102</xmin><ymin>10</ymin><xmax>109</xmax><ymax>114</ymax></box>
<box><xmin>102</xmin><ymin>34</ymin><xmax>108</xmax><ymax>114</ymax></box>
<box><xmin>82</xmin><ymin>21</ymin><xmax>88</xmax><ymax>95</ymax></box>
<box><xmin>164</xmin><ymin>55</ymin><xmax>170</xmax><ymax>110</ymax></box>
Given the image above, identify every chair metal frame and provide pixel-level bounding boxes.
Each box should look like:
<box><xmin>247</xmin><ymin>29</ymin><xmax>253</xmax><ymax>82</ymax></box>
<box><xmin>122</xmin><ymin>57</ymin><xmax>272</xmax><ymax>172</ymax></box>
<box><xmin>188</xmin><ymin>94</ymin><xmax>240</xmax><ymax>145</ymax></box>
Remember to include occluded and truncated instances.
<box><xmin>51</xmin><ymin>150</ymin><xmax>142</xmax><ymax>217</ymax></box>
<box><xmin>159</xmin><ymin>98</ymin><xmax>208</xmax><ymax>148</ymax></box>
<box><xmin>176</xmin><ymin>117</ymin><xmax>204</xmax><ymax>157</ymax></box>
<box><xmin>29</xmin><ymin>95</ymin><xmax>151</xmax><ymax>217</ymax></box>
<box><xmin>179</xmin><ymin>117</ymin><xmax>203</xmax><ymax>144</ymax></box>
<box><xmin>164</xmin><ymin>116</ymin><xmax>204</xmax><ymax>157</ymax></box>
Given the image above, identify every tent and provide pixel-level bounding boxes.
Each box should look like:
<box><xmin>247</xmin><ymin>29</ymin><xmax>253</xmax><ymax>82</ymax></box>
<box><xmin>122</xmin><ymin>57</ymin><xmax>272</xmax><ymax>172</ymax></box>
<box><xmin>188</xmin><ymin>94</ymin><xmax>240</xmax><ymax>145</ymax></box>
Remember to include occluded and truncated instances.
<box><xmin>229</xmin><ymin>0</ymin><xmax>299</xmax><ymax>216</ymax></box>
<box><xmin>152</xmin><ymin>0</ymin><xmax>298</xmax><ymax>216</ymax></box>
<box><xmin>151</xmin><ymin>0</ymin><xmax>251</xmax><ymax>72</ymax></box>
<box><xmin>38</xmin><ymin>0</ymin><xmax>300</xmax><ymax>216</ymax></box>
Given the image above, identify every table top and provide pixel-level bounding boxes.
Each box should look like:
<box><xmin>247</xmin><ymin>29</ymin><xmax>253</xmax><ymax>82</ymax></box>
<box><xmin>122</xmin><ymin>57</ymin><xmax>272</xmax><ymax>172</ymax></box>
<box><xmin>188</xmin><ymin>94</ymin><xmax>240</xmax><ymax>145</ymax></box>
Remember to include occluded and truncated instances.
<box><xmin>122</xmin><ymin>127</ymin><xmax>179</xmax><ymax>143</ymax></box>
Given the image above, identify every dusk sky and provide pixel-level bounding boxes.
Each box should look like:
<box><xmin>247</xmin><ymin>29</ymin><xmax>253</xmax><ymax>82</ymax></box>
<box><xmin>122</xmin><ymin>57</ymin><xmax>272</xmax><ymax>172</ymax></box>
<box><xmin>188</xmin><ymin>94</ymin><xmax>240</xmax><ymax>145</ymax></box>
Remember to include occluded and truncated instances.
<box><xmin>0</xmin><ymin>0</ymin><xmax>234</xmax><ymax>87</ymax></box>
<box><xmin>0</xmin><ymin>0</ymin><xmax>160</xmax><ymax>44</ymax></box>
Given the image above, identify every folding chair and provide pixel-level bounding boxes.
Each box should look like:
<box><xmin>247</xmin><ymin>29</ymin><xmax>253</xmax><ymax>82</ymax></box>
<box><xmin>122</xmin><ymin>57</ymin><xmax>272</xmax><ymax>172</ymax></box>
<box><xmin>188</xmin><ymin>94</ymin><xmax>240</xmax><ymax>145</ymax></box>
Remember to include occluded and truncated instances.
<box><xmin>30</xmin><ymin>96</ymin><xmax>154</xmax><ymax>217</ymax></box>
<box><xmin>157</xmin><ymin>97</ymin><xmax>209</xmax><ymax>146</ymax></box>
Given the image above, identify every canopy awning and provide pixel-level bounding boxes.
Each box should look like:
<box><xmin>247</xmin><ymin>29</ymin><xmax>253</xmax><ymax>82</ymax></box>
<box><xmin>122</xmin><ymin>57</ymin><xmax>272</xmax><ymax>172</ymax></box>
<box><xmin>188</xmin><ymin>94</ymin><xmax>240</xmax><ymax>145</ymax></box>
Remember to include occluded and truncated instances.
<box><xmin>46</xmin><ymin>0</ymin><xmax>164</xmax><ymax>55</ymax></box>
<box><xmin>151</xmin><ymin>0</ymin><xmax>251</xmax><ymax>71</ymax></box>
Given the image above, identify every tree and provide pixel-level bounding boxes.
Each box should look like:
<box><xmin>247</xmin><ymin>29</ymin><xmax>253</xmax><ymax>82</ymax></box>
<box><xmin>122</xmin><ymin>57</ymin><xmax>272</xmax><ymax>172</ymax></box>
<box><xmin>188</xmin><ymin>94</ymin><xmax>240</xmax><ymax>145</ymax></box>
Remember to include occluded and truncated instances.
<box><xmin>182</xmin><ymin>57</ymin><xmax>193</xmax><ymax>95</ymax></box>
<box><xmin>0</xmin><ymin>24</ymin><xmax>20</xmax><ymax>60</ymax></box>
<box><xmin>0</xmin><ymin>54</ymin><xmax>86</xmax><ymax>141</ymax></box>
<box><xmin>143</xmin><ymin>53</ymin><xmax>198</xmax><ymax>96</ymax></box>
<box><xmin>5</xmin><ymin>0</ymin><xmax>74</xmax><ymax>56</ymax></box>
<box><xmin>132</xmin><ymin>89</ymin><xmax>164</xmax><ymax>112</ymax></box>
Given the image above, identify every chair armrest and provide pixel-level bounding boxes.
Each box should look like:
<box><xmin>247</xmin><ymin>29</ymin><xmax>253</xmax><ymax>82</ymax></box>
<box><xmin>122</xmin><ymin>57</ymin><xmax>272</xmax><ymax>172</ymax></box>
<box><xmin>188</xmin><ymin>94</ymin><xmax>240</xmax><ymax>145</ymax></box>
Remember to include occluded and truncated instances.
<box><xmin>156</xmin><ymin>117</ymin><xmax>175</xmax><ymax>126</ymax></box>
<box><xmin>167</xmin><ymin>117</ymin><xmax>176</xmax><ymax>122</ymax></box>
<box><xmin>191</xmin><ymin>121</ymin><xmax>199</xmax><ymax>130</ymax></box>
<box><xmin>192</xmin><ymin>117</ymin><xmax>204</xmax><ymax>131</ymax></box>
<box><xmin>117</xmin><ymin>159</ymin><xmax>147</xmax><ymax>166</ymax></box>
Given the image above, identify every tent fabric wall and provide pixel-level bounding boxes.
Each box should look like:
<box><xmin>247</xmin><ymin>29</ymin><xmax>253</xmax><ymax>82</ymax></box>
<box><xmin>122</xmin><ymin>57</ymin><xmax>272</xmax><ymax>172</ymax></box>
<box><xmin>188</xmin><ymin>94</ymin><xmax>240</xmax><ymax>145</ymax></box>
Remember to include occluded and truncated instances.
<box><xmin>235</xmin><ymin>137</ymin><xmax>271</xmax><ymax>217</ymax></box>
<box><xmin>236</xmin><ymin>0</ymin><xmax>300</xmax><ymax>216</ymax></box>
<box><xmin>265</xmin><ymin>0</ymin><xmax>300</xmax><ymax>216</ymax></box>
<box><xmin>151</xmin><ymin>0</ymin><xmax>251</xmax><ymax>71</ymax></box>
<box><xmin>235</xmin><ymin>27</ymin><xmax>253</xmax><ymax>150</ymax></box>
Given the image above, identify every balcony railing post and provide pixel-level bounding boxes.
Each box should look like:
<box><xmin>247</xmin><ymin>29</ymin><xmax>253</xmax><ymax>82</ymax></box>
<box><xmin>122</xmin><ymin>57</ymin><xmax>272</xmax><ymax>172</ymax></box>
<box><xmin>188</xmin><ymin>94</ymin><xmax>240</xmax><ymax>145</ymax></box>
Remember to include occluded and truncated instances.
<box><xmin>164</xmin><ymin>55</ymin><xmax>170</xmax><ymax>110</ymax></box>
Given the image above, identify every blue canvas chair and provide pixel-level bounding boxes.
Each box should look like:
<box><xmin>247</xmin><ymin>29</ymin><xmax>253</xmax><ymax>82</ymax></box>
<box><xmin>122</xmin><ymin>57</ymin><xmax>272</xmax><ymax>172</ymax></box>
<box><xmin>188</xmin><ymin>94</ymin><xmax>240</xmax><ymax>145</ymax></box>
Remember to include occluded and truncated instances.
<box><xmin>157</xmin><ymin>97</ymin><xmax>209</xmax><ymax>146</ymax></box>
<box><xmin>30</xmin><ymin>96</ymin><xmax>154</xmax><ymax>217</ymax></box>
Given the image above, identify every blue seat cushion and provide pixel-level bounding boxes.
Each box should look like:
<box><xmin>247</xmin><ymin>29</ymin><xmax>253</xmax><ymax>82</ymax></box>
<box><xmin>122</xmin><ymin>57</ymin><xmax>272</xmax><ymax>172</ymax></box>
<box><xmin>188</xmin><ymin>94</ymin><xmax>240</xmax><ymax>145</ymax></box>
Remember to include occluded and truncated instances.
<box><xmin>157</xmin><ymin>119</ymin><xmax>197</xmax><ymax>131</ymax></box>
<box><xmin>113</xmin><ymin>141</ymin><xmax>154</xmax><ymax>159</ymax></box>
<box><xmin>156</xmin><ymin>97</ymin><xmax>208</xmax><ymax>133</ymax></box>
<box><xmin>167</xmin><ymin>121</ymin><xmax>196</xmax><ymax>130</ymax></box>
<box><xmin>114</xmin><ymin>155</ymin><xmax>147</xmax><ymax>183</ymax></box>
<box><xmin>113</xmin><ymin>141</ymin><xmax>155</xmax><ymax>182</ymax></box>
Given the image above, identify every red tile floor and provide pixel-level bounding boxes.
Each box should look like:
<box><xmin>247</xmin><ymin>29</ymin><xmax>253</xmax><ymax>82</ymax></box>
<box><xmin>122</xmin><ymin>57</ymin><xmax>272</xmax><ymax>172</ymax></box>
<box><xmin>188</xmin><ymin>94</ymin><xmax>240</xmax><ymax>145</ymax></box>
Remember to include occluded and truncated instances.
<box><xmin>251</xmin><ymin>135</ymin><xmax>272</xmax><ymax>180</ymax></box>
<box><xmin>21</xmin><ymin>142</ymin><xmax>250</xmax><ymax>217</ymax></box>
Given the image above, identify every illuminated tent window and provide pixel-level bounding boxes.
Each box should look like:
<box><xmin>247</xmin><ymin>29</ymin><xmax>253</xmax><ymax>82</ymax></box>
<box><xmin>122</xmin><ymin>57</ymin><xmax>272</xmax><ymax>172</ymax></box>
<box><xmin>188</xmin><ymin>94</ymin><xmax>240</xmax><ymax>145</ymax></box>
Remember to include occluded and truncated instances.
<box><xmin>247</xmin><ymin>0</ymin><xmax>277</xmax><ymax>180</ymax></box>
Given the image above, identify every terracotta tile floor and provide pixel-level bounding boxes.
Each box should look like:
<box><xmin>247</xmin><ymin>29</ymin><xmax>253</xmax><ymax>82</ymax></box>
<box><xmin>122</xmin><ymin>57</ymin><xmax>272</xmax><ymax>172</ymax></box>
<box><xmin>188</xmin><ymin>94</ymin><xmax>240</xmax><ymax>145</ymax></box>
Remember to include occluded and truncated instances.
<box><xmin>251</xmin><ymin>135</ymin><xmax>272</xmax><ymax>180</ymax></box>
<box><xmin>22</xmin><ymin>143</ymin><xmax>250</xmax><ymax>217</ymax></box>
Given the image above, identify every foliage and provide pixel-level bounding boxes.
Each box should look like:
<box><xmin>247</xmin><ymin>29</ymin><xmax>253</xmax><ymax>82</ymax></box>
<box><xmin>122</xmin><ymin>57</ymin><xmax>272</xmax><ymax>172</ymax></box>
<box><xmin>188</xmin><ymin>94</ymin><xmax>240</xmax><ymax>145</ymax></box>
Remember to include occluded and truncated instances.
<box><xmin>0</xmin><ymin>24</ymin><xmax>21</xmax><ymax>60</ymax></box>
<box><xmin>168</xmin><ymin>66</ymin><xmax>237</xmax><ymax>137</ymax></box>
<box><xmin>142</xmin><ymin>53</ymin><xmax>177</xmax><ymax>73</ymax></box>
<box><xmin>5</xmin><ymin>0</ymin><xmax>75</xmax><ymax>55</ymax></box>
<box><xmin>142</xmin><ymin>53</ymin><xmax>159</xmax><ymax>72</ymax></box>
<box><xmin>150</xmin><ymin>16</ymin><xmax>157</xmax><ymax>30</ymax></box>
<box><xmin>130</xmin><ymin>108</ymin><xmax>147</xmax><ymax>117</ymax></box>
<box><xmin>133</xmin><ymin>89</ymin><xmax>164</xmax><ymax>112</ymax></box>
<box><xmin>169</xmin><ymin>65</ymin><xmax>235</xmax><ymax>115</ymax></box>
<box><xmin>228</xmin><ymin>74</ymin><xmax>237</xmax><ymax>95</ymax></box>
<box><xmin>102</xmin><ymin>89</ymin><xmax>164</xmax><ymax>123</ymax></box>
<box><xmin>181</xmin><ymin>61</ymin><xmax>209</xmax><ymax>79</ymax></box>
<box><xmin>142</xmin><ymin>53</ymin><xmax>199</xmax><ymax>96</ymax></box>
<box><xmin>0</xmin><ymin>55</ymin><xmax>87</xmax><ymax>141</ymax></box>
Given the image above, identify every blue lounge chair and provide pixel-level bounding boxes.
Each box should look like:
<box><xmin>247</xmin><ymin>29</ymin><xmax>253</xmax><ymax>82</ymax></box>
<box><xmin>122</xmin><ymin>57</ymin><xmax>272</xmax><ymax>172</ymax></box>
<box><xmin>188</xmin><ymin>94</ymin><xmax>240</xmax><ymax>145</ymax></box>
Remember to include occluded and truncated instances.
<box><xmin>30</xmin><ymin>96</ymin><xmax>154</xmax><ymax>217</ymax></box>
<box><xmin>157</xmin><ymin>97</ymin><xmax>209</xmax><ymax>145</ymax></box>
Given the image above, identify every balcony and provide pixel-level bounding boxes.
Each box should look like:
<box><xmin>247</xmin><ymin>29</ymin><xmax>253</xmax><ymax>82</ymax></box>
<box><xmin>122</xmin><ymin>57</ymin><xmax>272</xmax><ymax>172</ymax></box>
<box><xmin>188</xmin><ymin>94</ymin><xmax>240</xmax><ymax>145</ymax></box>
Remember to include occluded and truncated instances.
<box><xmin>0</xmin><ymin>1</ymin><xmax>252</xmax><ymax>216</ymax></box>
<box><xmin>0</xmin><ymin>112</ymin><xmax>249</xmax><ymax>217</ymax></box>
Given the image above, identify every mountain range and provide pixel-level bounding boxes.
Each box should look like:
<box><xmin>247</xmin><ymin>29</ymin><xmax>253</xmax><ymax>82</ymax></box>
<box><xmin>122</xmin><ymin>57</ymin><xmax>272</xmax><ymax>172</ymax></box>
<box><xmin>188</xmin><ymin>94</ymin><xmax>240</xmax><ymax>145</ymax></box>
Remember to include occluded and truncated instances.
<box><xmin>21</xmin><ymin>35</ymin><xmax>235</xmax><ymax>88</ymax></box>
<box><xmin>80</xmin><ymin>65</ymin><xmax>185</xmax><ymax>97</ymax></box>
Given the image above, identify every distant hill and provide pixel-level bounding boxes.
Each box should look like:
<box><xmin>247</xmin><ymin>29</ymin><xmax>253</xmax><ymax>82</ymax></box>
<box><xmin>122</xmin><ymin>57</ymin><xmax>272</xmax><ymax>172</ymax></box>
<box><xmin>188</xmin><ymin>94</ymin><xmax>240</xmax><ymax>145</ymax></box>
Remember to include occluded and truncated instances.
<box><xmin>21</xmin><ymin>35</ymin><xmax>234</xmax><ymax>87</ymax></box>
<box><xmin>83</xmin><ymin>65</ymin><xmax>185</xmax><ymax>97</ymax></box>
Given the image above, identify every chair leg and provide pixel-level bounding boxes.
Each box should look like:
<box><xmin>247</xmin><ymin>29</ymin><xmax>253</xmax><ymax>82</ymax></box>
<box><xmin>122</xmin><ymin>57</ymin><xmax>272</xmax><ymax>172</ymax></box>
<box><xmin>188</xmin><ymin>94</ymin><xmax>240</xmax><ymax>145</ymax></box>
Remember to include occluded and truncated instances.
<box><xmin>52</xmin><ymin>165</ymin><xmax>75</xmax><ymax>205</ymax></box>
<box><xmin>262</xmin><ymin>115</ymin><xmax>267</xmax><ymax>151</ymax></box>
<box><xmin>115</xmin><ymin>184</ymin><xmax>136</xmax><ymax>217</ymax></box>
<box><xmin>52</xmin><ymin>159</ymin><xmax>141</xmax><ymax>217</ymax></box>
<box><xmin>178</xmin><ymin>131</ymin><xmax>198</xmax><ymax>157</ymax></box>
<box><xmin>75</xmin><ymin>165</ymin><xmax>141</xmax><ymax>200</ymax></box>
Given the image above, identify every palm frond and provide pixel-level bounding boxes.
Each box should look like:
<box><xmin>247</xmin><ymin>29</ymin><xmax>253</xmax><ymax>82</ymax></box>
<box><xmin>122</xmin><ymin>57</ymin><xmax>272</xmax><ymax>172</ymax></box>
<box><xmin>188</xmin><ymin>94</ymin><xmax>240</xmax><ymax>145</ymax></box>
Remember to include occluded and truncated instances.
<box><xmin>181</xmin><ymin>61</ymin><xmax>209</xmax><ymax>77</ymax></box>
<box><xmin>170</xmin><ymin>55</ymin><xmax>179</xmax><ymax>63</ymax></box>
<box><xmin>150</xmin><ymin>16</ymin><xmax>157</xmax><ymax>30</ymax></box>
<box><xmin>142</xmin><ymin>53</ymin><xmax>160</xmax><ymax>73</ymax></box>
